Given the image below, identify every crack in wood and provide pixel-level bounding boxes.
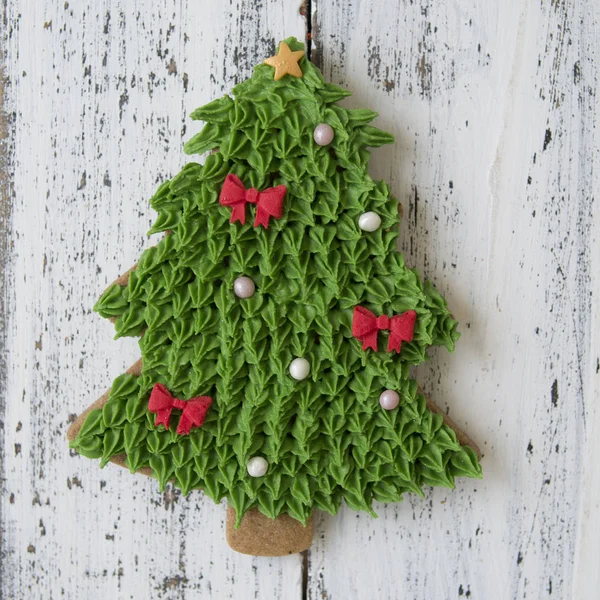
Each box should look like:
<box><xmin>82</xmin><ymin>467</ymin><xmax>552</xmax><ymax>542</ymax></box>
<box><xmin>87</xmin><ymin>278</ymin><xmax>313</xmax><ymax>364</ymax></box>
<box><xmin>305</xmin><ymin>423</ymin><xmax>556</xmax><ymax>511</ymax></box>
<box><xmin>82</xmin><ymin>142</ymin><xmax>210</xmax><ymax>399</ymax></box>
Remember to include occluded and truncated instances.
<box><xmin>300</xmin><ymin>0</ymin><xmax>313</xmax><ymax>62</ymax></box>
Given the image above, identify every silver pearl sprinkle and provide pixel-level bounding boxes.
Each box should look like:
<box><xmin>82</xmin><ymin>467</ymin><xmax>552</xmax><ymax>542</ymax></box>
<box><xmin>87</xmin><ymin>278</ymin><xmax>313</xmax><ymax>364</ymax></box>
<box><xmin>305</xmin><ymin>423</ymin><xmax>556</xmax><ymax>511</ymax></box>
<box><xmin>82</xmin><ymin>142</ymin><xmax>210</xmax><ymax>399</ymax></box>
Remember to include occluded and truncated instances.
<box><xmin>247</xmin><ymin>456</ymin><xmax>268</xmax><ymax>477</ymax></box>
<box><xmin>289</xmin><ymin>357</ymin><xmax>311</xmax><ymax>380</ymax></box>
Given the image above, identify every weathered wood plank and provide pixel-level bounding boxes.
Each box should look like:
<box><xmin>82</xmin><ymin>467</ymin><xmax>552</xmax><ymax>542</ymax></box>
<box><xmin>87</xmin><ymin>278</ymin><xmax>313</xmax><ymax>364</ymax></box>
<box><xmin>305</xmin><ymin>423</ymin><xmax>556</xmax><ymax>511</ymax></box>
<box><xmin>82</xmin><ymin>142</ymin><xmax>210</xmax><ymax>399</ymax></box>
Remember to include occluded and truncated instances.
<box><xmin>309</xmin><ymin>0</ymin><xmax>599</xmax><ymax>598</ymax></box>
<box><xmin>0</xmin><ymin>1</ymin><xmax>306</xmax><ymax>598</ymax></box>
<box><xmin>2</xmin><ymin>0</ymin><xmax>600</xmax><ymax>598</ymax></box>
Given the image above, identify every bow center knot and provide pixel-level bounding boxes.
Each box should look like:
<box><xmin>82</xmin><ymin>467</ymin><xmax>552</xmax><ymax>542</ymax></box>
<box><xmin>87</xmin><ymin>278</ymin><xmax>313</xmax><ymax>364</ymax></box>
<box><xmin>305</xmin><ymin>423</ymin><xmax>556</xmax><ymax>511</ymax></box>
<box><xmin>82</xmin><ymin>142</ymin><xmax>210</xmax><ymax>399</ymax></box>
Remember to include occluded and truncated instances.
<box><xmin>376</xmin><ymin>315</ymin><xmax>390</xmax><ymax>330</ymax></box>
<box><xmin>246</xmin><ymin>188</ymin><xmax>259</xmax><ymax>204</ymax></box>
<box><xmin>172</xmin><ymin>399</ymin><xmax>187</xmax><ymax>410</ymax></box>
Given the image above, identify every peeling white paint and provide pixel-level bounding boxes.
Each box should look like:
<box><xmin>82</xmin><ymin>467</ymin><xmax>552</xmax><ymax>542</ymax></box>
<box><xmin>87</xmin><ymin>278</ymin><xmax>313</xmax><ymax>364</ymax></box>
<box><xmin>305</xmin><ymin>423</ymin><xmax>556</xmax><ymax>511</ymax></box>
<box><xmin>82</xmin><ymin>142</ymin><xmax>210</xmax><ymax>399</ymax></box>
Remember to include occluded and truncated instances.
<box><xmin>1</xmin><ymin>0</ymin><xmax>599</xmax><ymax>598</ymax></box>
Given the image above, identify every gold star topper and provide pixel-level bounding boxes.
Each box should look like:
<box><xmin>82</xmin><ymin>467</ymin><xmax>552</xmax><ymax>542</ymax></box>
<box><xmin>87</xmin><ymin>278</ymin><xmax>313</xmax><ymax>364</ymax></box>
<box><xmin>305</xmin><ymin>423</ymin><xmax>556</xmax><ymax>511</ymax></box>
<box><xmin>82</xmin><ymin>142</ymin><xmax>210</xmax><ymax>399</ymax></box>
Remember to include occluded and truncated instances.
<box><xmin>264</xmin><ymin>42</ymin><xmax>305</xmax><ymax>81</ymax></box>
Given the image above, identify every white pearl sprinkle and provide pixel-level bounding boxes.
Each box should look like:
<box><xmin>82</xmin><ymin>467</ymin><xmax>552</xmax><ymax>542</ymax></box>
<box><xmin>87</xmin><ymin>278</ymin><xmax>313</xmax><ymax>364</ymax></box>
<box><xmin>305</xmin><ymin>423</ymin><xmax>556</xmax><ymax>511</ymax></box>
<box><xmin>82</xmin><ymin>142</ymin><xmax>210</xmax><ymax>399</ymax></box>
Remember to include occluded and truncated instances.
<box><xmin>289</xmin><ymin>357</ymin><xmax>311</xmax><ymax>380</ymax></box>
<box><xmin>313</xmin><ymin>123</ymin><xmax>335</xmax><ymax>146</ymax></box>
<box><xmin>358</xmin><ymin>211</ymin><xmax>382</xmax><ymax>232</ymax></box>
<box><xmin>247</xmin><ymin>456</ymin><xmax>269</xmax><ymax>478</ymax></box>
<box><xmin>233</xmin><ymin>276</ymin><xmax>255</xmax><ymax>299</ymax></box>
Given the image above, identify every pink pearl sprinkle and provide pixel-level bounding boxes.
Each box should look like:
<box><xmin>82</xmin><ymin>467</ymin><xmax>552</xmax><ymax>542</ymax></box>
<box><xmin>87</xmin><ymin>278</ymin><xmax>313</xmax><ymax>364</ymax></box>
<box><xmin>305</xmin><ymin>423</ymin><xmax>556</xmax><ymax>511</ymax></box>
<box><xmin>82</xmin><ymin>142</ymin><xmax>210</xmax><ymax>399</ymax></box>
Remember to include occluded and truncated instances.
<box><xmin>379</xmin><ymin>389</ymin><xmax>400</xmax><ymax>410</ymax></box>
<box><xmin>233</xmin><ymin>276</ymin><xmax>255</xmax><ymax>299</ymax></box>
<box><xmin>313</xmin><ymin>123</ymin><xmax>335</xmax><ymax>146</ymax></box>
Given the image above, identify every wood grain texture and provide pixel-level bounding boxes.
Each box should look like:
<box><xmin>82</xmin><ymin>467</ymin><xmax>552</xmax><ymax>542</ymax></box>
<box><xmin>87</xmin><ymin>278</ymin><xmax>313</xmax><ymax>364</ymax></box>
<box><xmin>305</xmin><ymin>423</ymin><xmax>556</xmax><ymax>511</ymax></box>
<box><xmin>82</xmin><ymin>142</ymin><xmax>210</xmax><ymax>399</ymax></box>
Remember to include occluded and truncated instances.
<box><xmin>309</xmin><ymin>0</ymin><xmax>600</xmax><ymax>598</ymax></box>
<box><xmin>1</xmin><ymin>0</ymin><xmax>599</xmax><ymax>599</ymax></box>
<box><xmin>0</xmin><ymin>2</ymin><xmax>306</xmax><ymax>599</ymax></box>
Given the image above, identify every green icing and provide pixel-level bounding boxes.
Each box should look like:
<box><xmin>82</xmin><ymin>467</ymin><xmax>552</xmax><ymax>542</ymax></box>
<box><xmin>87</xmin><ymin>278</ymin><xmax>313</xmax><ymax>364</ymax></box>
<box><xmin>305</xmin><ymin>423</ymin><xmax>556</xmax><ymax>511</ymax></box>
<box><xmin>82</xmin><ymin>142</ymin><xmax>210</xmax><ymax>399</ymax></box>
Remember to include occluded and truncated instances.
<box><xmin>71</xmin><ymin>37</ymin><xmax>481</xmax><ymax>526</ymax></box>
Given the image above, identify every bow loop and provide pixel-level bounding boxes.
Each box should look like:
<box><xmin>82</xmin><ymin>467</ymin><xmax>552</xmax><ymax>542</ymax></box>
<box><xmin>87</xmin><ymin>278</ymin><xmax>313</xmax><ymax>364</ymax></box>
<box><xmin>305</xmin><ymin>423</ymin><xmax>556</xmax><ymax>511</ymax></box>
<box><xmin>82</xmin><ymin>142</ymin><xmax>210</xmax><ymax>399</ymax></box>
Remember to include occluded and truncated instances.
<box><xmin>352</xmin><ymin>306</ymin><xmax>417</xmax><ymax>354</ymax></box>
<box><xmin>148</xmin><ymin>384</ymin><xmax>213</xmax><ymax>435</ymax></box>
<box><xmin>219</xmin><ymin>174</ymin><xmax>287</xmax><ymax>228</ymax></box>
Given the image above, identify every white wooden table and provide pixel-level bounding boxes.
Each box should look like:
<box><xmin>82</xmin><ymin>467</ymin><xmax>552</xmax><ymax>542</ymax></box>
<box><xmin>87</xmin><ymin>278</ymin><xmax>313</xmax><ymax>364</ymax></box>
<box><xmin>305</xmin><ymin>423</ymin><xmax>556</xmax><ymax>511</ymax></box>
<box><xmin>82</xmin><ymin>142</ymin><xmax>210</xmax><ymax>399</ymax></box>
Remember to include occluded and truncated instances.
<box><xmin>1</xmin><ymin>1</ymin><xmax>598</xmax><ymax>598</ymax></box>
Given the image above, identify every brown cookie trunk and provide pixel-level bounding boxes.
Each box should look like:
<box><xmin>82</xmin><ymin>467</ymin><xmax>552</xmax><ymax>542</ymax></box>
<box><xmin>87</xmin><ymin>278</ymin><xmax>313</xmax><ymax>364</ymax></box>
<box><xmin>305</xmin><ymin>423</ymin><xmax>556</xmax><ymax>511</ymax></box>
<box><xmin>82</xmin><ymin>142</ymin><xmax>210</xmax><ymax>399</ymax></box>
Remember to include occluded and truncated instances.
<box><xmin>68</xmin><ymin>266</ymin><xmax>481</xmax><ymax>555</ymax></box>
<box><xmin>226</xmin><ymin>506</ymin><xmax>314</xmax><ymax>556</ymax></box>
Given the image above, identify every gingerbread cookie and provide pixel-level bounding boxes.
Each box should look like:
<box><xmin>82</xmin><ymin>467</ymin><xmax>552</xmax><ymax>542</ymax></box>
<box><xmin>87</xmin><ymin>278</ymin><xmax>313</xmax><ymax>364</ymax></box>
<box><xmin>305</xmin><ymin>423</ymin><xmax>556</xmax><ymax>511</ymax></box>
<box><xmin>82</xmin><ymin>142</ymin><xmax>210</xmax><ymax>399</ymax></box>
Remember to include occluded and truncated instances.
<box><xmin>68</xmin><ymin>37</ymin><xmax>482</xmax><ymax>556</ymax></box>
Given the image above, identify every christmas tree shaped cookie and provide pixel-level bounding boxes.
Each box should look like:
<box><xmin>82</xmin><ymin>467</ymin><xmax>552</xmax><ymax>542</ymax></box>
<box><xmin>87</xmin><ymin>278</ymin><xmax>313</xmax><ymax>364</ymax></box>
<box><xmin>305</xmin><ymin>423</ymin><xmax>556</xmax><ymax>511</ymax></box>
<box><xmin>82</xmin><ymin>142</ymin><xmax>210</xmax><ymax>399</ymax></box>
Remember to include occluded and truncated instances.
<box><xmin>68</xmin><ymin>38</ymin><xmax>482</xmax><ymax>556</ymax></box>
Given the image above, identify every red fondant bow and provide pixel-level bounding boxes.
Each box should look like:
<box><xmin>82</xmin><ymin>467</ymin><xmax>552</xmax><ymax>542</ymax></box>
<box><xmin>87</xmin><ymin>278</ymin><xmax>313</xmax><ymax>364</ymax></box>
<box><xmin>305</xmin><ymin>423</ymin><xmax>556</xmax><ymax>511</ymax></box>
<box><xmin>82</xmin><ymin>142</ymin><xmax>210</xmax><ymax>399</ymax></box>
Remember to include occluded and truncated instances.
<box><xmin>148</xmin><ymin>383</ymin><xmax>212</xmax><ymax>435</ymax></box>
<box><xmin>352</xmin><ymin>306</ymin><xmax>417</xmax><ymax>353</ymax></box>
<box><xmin>219</xmin><ymin>173</ymin><xmax>287</xmax><ymax>228</ymax></box>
